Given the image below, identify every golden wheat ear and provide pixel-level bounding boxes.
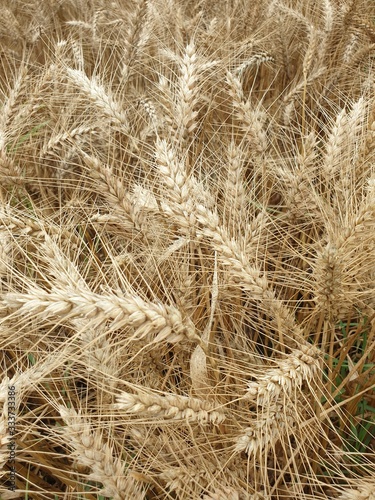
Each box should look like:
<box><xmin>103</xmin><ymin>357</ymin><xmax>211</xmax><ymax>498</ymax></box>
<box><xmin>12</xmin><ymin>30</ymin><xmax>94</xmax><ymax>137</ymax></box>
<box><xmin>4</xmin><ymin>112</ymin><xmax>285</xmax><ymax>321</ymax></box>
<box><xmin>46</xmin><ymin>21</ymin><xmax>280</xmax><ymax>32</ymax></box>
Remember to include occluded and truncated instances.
<box><xmin>0</xmin><ymin>0</ymin><xmax>374</xmax><ymax>497</ymax></box>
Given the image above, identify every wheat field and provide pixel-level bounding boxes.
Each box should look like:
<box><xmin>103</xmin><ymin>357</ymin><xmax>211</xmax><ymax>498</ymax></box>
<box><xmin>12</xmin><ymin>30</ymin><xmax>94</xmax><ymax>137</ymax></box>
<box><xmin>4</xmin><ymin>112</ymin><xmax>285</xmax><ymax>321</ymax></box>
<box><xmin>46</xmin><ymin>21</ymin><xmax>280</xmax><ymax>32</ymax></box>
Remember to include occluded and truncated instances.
<box><xmin>0</xmin><ymin>0</ymin><xmax>374</xmax><ymax>498</ymax></box>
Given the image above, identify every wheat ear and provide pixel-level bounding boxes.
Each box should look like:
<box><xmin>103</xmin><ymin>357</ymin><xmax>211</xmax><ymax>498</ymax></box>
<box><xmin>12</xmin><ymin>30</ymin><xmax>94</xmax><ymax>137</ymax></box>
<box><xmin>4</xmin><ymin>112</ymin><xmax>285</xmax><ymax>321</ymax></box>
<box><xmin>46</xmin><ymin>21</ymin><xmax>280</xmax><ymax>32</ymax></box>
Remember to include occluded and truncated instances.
<box><xmin>59</xmin><ymin>406</ymin><xmax>145</xmax><ymax>500</ymax></box>
<box><xmin>235</xmin><ymin>402</ymin><xmax>296</xmax><ymax>456</ymax></box>
<box><xmin>245</xmin><ymin>345</ymin><xmax>321</xmax><ymax>403</ymax></box>
<box><xmin>121</xmin><ymin>0</ymin><xmax>149</xmax><ymax>80</ymax></box>
<box><xmin>313</xmin><ymin>176</ymin><xmax>375</xmax><ymax>318</ymax></box>
<box><xmin>66</xmin><ymin>68</ymin><xmax>128</xmax><ymax>131</ymax></box>
<box><xmin>82</xmin><ymin>153</ymin><xmax>143</xmax><ymax>232</ymax></box>
<box><xmin>75</xmin><ymin>320</ymin><xmax>118</xmax><ymax>397</ymax></box>
<box><xmin>226</xmin><ymin>71</ymin><xmax>268</xmax><ymax>154</ymax></box>
<box><xmin>115</xmin><ymin>389</ymin><xmax>225</xmax><ymax>424</ymax></box>
<box><xmin>156</xmin><ymin>139</ymin><xmax>306</xmax><ymax>344</ymax></box>
<box><xmin>2</xmin><ymin>287</ymin><xmax>197</xmax><ymax>343</ymax></box>
<box><xmin>0</xmin><ymin>63</ymin><xmax>28</xmax><ymax>150</ymax></box>
<box><xmin>223</xmin><ymin>141</ymin><xmax>248</xmax><ymax>235</ymax></box>
<box><xmin>338</xmin><ymin>483</ymin><xmax>375</xmax><ymax>500</ymax></box>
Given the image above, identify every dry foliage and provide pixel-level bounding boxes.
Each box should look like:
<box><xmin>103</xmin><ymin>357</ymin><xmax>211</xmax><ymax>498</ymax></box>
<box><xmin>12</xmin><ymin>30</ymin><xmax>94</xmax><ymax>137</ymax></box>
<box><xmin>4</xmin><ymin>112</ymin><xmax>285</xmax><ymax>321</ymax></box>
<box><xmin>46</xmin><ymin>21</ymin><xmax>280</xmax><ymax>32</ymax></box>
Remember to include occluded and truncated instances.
<box><xmin>0</xmin><ymin>0</ymin><xmax>374</xmax><ymax>498</ymax></box>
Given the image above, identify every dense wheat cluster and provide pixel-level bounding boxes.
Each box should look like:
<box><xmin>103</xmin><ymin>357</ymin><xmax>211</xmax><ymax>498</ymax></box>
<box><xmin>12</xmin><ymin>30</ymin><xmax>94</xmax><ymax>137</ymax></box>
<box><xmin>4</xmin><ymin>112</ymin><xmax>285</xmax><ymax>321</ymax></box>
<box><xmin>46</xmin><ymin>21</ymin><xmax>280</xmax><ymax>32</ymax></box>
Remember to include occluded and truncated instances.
<box><xmin>0</xmin><ymin>0</ymin><xmax>374</xmax><ymax>498</ymax></box>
